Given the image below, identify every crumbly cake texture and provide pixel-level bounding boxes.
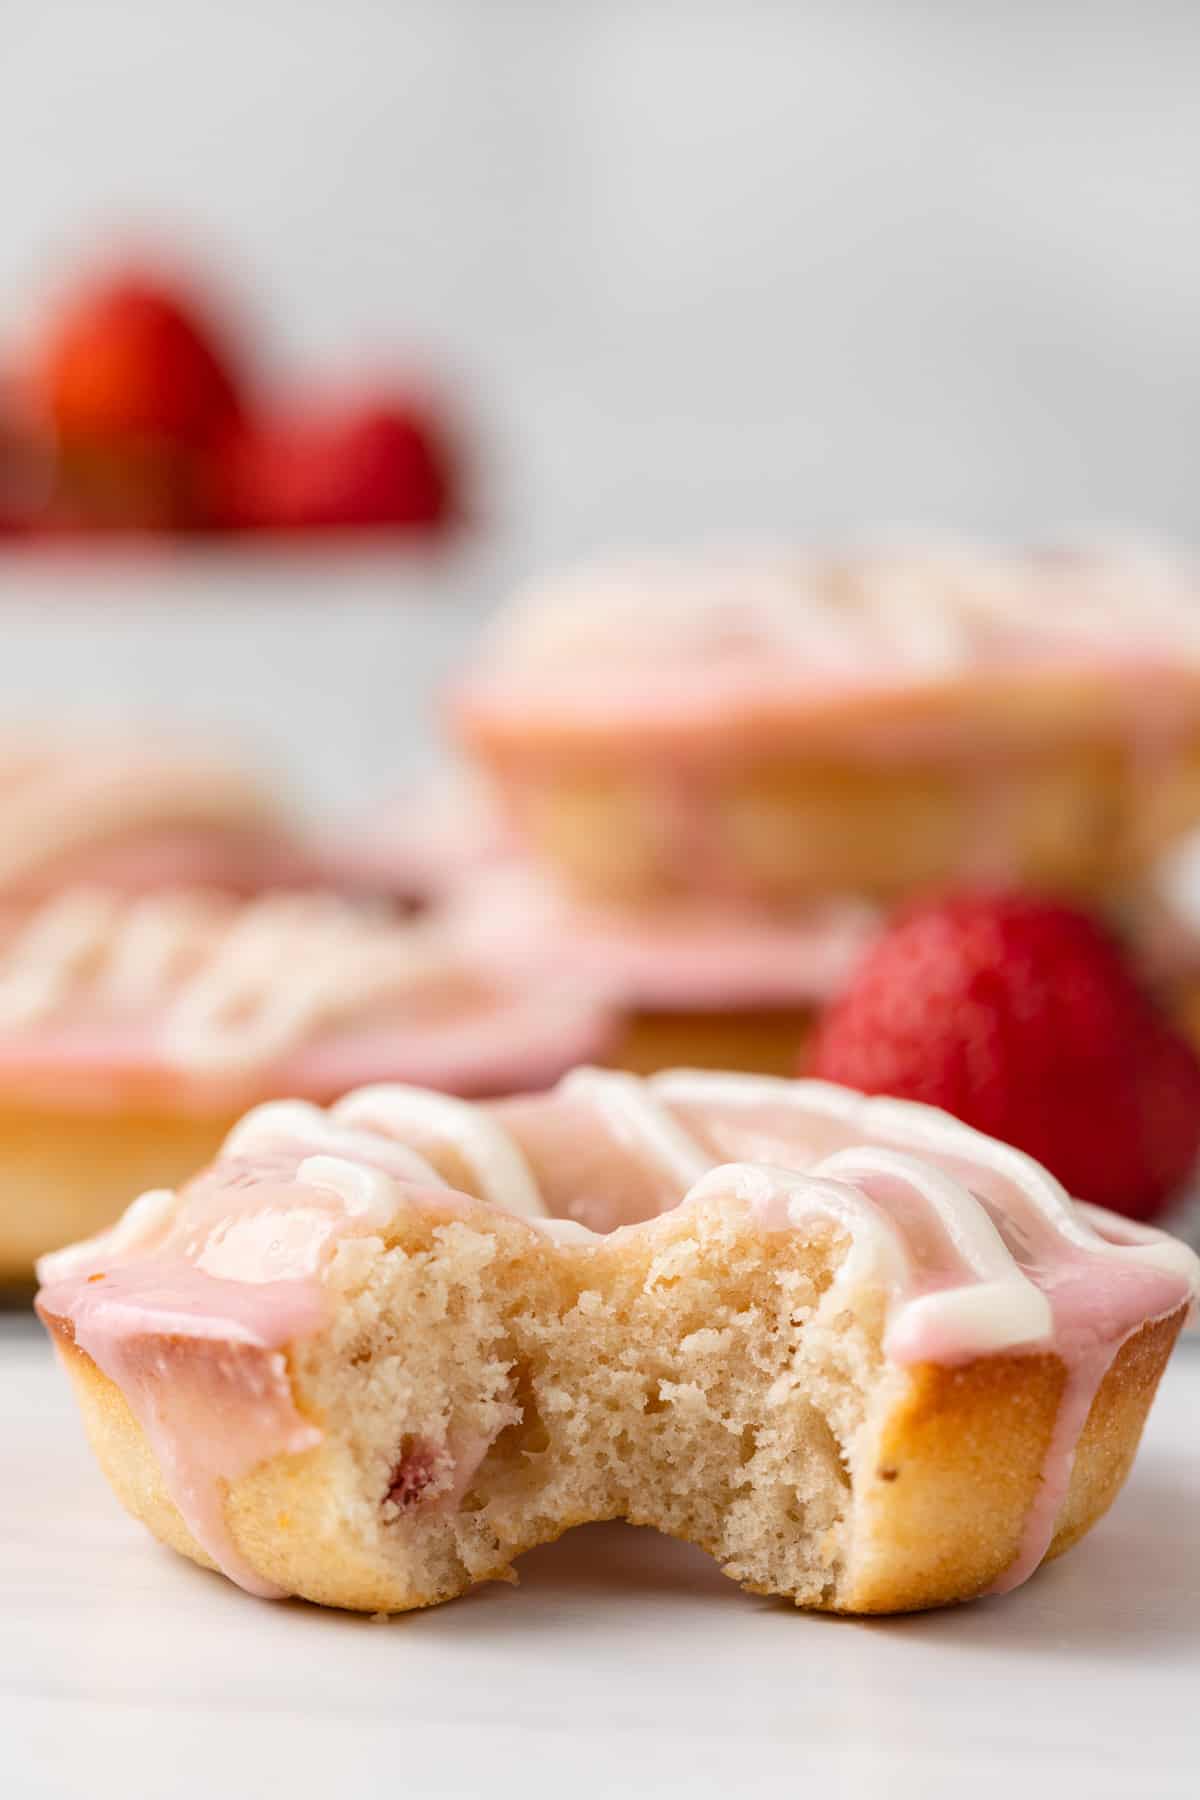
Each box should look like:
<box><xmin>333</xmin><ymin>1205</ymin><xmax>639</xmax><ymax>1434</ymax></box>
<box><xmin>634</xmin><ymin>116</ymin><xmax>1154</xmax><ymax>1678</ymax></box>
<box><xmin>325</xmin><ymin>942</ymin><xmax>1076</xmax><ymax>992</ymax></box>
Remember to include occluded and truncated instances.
<box><xmin>37</xmin><ymin>1073</ymin><xmax>1198</xmax><ymax>1615</ymax></box>
<box><xmin>49</xmin><ymin>1215</ymin><xmax>1182</xmax><ymax>1615</ymax></box>
<box><xmin>450</xmin><ymin>543</ymin><xmax>1200</xmax><ymax>903</ymax></box>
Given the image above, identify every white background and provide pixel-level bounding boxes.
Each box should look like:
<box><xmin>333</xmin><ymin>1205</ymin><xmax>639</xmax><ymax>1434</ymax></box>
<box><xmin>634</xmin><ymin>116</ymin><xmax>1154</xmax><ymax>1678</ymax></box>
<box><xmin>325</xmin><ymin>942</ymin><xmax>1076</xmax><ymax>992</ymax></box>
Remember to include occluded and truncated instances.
<box><xmin>5</xmin><ymin>0</ymin><xmax>1200</xmax><ymax>566</ymax></box>
<box><xmin>5</xmin><ymin>2</ymin><xmax>1200</xmax><ymax>805</ymax></box>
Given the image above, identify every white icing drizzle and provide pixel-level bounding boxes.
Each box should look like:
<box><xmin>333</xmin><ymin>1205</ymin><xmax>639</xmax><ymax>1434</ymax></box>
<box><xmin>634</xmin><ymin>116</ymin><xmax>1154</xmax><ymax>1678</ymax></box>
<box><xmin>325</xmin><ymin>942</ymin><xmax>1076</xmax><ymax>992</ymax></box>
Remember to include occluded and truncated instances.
<box><xmin>682</xmin><ymin>1145</ymin><xmax>1049</xmax><ymax>1358</ymax></box>
<box><xmin>0</xmin><ymin>889</ymin><xmax>475</xmax><ymax>1073</ymax></box>
<box><xmin>532</xmin><ymin>1216</ymin><xmax>602</xmax><ymax>1246</ymax></box>
<box><xmin>684</xmin><ymin>1160</ymin><xmax>913</xmax><ymax>1293</ymax></box>
<box><xmin>0</xmin><ymin>889</ymin><xmax>125</xmax><ymax>1028</ymax></box>
<box><xmin>222</xmin><ymin>1099</ymin><xmax>448</xmax><ymax>1194</ymax></box>
<box><xmin>294</xmin><ymin>1157</ymin><xmax>401</xmax><ymax>1229</ymax></box>
<box><xmin>650</xmin><ymin>1071</ymin><xmax>1199</xmax><ymax>1290</ymax></box>
<box><xmin>761</xmin><ymin>1146</ymin><xmax>1050</xmax><ymax>1357</ymax></box>
<box><xmin>208</xmin><ymin>1067</ymin><xmax>1200</xmax><ymax>1342</ymax></box>
<box><xmin>333</xmin><ymin>1085</ymin><xmax>546</xmax><ymax>1219</ymax></box>
<box><xmin>560</xmin><ymin>1068</ymin><xmax>710</xmax><ymax>1187</ymax></box>
<box><xmin>37</xmin><ymin>1187</ymin><xmax>179</xmax><ymax>1285</ymax></box>
<box><xmin>60</xmin><ymin>1067</ymin><xmax>1200</xmax><ymax>1348</ymax></box>
<box><xmin>0</xmin><ymin>733</ymin><xmax>274</xmax><ymax>889</ymax></box>
<box><xmin>471</xmin><ymin>540</ymin><xmax>1200</xmax><ymax>684</ymax></box>
<box><xmin>210</xmin><ymin>1064</ymin><xmax>1200</xmax><ymax>1364</ymax></box>
<box><xmin>163</xmin><ymin>895</ymin><xmax>457</xmax><ymax>1072</ymax></box>
<box><xmin>100</xmin><ymin>892</ymin><xmax>228</xmax><ymax>1004</ymax></box>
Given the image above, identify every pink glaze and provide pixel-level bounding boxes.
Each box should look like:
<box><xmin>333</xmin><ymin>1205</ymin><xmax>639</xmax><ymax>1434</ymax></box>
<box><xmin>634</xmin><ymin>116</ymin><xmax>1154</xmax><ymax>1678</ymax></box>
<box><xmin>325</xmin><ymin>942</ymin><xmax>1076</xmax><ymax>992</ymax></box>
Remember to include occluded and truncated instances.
<box><xmin>318</xmin><ymin>773</ymin><xmax>513</xmax><ymax>905</ymax></box>
<box><xmin>716</xmin><ymin>1157</ymin><xmax>1177</xmax><ymax>1594</ymax></box>
<box><xmin>38</xmin><ymin>1136</ymin><xmax>474</xmax><ymax>1594</ymax></box>
<box><xmin>450</xmin><ymin>863</ymin><xmax>881</xmax><ymax>1008</ymax></box>
<box><xmin>0</xmin><ymin>732</ymin><xmax>308</xmax><ymax>900</ymax></box>
<box><xmin>985</xmin><ymin>1332</ymin><xmax>1113</xmax><ymax>1596</ymax></box>
<box><xmin>48</xmin><ymin>1265</ymin><xmax>324</xmax><ymax>1597</ymax></box>
<box><xmin>654</xmin><ymin>1076</ymin><xmax>1196</xmax><ymax>1590</ymax></box>
<box><xmin>506</xmin><ymin>1073</ymin><xmax>1197</xmax><ymax>1589</ymax></box>
<box><xmin>452</xmin><ymin>543</ymin><xmax>1200</xmax><ymax>758</ymax></box>
<box><xmin>0</xmin><ymin>982</ymin><xmax>619</xmax><ymax>1113</ymax></box>
<box><xmin>451</xmin><ymin>548</ymin><xmax>1200</xmax><ymax>910</ymax></box>
<box><xmin>0</xmin><ymin>891</ymin><xmax>619</xmax><ymax>1114</ymax></box>
<box><xmin>37</xmin><ymin>1071</ymin><xmax>1200</xmax><ymax>1602</ymax></box>
<box><xmin>445</xmin><ymin>542</ymin><xmax>1200</xmax><ymax>916</ymax></box>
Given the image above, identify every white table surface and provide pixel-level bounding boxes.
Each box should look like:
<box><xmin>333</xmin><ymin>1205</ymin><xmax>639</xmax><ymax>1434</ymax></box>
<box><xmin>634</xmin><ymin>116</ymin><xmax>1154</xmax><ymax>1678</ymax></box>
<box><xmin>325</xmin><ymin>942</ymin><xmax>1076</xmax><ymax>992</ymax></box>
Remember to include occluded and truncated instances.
<box><xmin>2</xmin><ymin>1310</ymin><xmax>1196</xmax><ymax>1800</ymax></box>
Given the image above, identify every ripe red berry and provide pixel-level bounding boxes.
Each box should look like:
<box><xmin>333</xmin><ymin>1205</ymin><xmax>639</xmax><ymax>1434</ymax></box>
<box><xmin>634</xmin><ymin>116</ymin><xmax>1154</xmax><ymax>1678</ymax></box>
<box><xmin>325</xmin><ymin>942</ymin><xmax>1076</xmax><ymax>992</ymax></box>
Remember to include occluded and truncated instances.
<box><xmin>36</xmin><ymin>271</ymin><xmax>245</xmax><ymax>451</ymax></box>
<box><xmin>30</xmin><ymin>268</ymin><xmax>248</xmax><ymax>529</ymax></box>
<box><xmin>214</xmin><ymin>395</ymin><xmax>457</xmax><ymax>533</ymax></box>
<box><xmin>809</xmin><ymin>892</ymin><xmax>1200</xmax><ymax>1221</ymax></box>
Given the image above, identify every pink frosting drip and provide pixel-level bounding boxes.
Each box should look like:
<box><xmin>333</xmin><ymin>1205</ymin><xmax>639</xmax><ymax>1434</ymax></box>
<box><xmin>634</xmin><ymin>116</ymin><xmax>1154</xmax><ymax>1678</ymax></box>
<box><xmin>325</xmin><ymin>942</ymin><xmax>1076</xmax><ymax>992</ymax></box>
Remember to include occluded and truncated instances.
<box><xmin>38</xmin><ymin>1143</ymin><xmax>472</xmax><ymax>1594</ymax></box>
<box><xmin>748</xmin><ymin>1159</ymin><xmax>1180</xmax><ymax>1593</ymax></box>
<box><xmin>980</xmin><ymin>1200</ymin><xmax>1196</xmax><ymax>1597</ymax></box>
<box><xmin>36</xmin><ymin>1073</ymin><xmax>1200</xmax><ymax>1602</ymax></box>
<box><xmin>48</xmin><ymin>1262</ymin><xmax>325</xmax><ymax>1598</ymax></box>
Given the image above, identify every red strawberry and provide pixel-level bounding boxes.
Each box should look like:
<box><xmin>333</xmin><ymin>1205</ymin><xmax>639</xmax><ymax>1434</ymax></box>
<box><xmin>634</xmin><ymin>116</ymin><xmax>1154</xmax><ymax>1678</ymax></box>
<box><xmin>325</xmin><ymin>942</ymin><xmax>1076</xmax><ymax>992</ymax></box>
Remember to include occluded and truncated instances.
<box><xmin>0</xmin><ymin>374</ymin><xmax>55</xmax><ymax>536</ymax></box>
<box><xmin>31</xmin><ymin>268</ymin><xmax>247</xmax><ymax>529</ymax></box>
<box><xmin>36</xmin><ymin>270</ymin><xmax>245</xmax><ymax>448</ymax></box>
<box><xmin>809</xmin><ymin>892</ymin><xmax>1200</xmax><ymax>1220</ymax></box>
<box><xmin>215</xmin><ymin>395</ymin><xmax>457</xmax><ymax>533</ymax></box>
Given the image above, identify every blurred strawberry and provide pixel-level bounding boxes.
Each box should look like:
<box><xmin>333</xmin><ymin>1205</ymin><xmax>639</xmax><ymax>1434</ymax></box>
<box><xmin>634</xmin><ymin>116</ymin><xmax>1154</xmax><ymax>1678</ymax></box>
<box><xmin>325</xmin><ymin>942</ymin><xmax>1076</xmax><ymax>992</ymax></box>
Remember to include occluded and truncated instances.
<box><xmin>0</xmin><ymin>372</ymin><xmax>55</xmax><ymax>537</ymax></box>
<box><xmin>809</xmin><ymin>891</ymin><xmax>1200</xmax><ymax>1221</ymax></box>
<box><xmin>30</xmin><ymin>268</ymin><xmax>248</xmax><ymax>529</ymax></box>
<box><xmin>215</xmin><ymin>395</ymin><xmax>456</xmax><ymax>533</ymax></box>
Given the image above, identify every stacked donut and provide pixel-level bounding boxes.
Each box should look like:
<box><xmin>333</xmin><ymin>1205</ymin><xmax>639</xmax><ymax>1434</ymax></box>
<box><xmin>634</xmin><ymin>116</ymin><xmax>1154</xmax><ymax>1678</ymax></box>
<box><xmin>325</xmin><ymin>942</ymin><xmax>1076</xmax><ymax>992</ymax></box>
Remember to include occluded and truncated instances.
<box><xmin>0</xmin><ymin>731</ymin><xmax>614</xmax><ymax>1275</ymax></box>
<box><xmin>444</xmin><ymin>538</ymin><xmax>1200</xmax><ymax>1069</ymax></box>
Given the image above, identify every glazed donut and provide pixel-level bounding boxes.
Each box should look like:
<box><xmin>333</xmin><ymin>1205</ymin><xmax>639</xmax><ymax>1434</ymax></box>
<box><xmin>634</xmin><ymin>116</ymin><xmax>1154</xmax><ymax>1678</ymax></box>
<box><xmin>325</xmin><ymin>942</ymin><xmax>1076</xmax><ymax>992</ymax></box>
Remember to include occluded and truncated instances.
<box><xmin>450</xmin><ymin>539</ymin><xmax>1200</xmax><ymax>906</ymax></box>
<box><xmin>37</xmin><ymin>1069</ymin><xmax>1197</xmax><ymax>1614</ymax></box>
<box><xmin>0</xmin><ymin>888</ymin><xmax>616</xmax><ymax>1275</ymax></box>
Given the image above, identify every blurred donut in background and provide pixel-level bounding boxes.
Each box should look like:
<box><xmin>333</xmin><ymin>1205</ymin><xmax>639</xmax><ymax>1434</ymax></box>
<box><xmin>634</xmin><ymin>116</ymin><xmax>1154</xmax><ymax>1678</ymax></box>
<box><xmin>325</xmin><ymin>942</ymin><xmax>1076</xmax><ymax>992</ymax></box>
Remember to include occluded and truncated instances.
<box><xmin>0</xmin><ymin>727</ymin><xmax>317</xmax><ymax>900</ymax></box>
<box><xmin>0</xmin><ymin>887</ymin><xmax>617</xmax><ymax>1277</ymax></box>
